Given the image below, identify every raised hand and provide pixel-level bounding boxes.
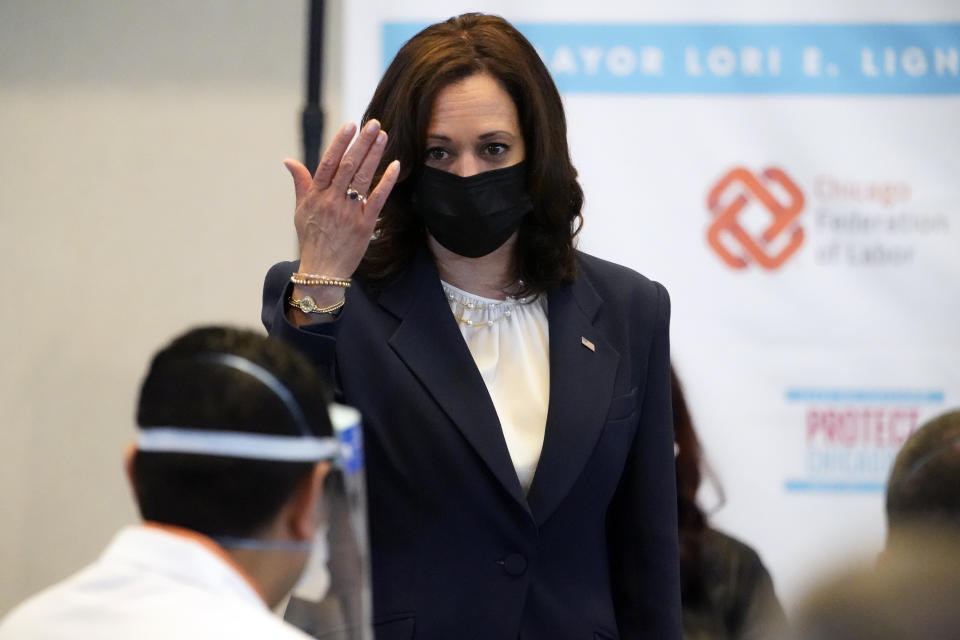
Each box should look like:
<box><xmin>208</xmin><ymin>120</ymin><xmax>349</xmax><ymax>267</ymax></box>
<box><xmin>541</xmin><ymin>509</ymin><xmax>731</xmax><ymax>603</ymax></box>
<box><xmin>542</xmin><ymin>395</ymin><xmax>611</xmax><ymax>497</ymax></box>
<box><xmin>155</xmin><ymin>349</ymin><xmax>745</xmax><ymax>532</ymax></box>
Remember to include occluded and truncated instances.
<box><xmin>284</xmin><ymin>119</ymin><xmax>400</xmax><ymax>279</ymax></box>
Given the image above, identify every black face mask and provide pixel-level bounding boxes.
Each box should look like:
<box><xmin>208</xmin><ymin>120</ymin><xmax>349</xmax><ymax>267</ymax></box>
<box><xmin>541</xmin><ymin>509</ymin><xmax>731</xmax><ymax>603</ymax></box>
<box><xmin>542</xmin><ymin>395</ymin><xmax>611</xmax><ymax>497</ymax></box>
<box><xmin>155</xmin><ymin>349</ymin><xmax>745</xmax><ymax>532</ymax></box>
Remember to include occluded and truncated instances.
<box><xmin>412</xmin><ymin>162</ymin><xmax>533</xmax><ymax>258</ymax></box>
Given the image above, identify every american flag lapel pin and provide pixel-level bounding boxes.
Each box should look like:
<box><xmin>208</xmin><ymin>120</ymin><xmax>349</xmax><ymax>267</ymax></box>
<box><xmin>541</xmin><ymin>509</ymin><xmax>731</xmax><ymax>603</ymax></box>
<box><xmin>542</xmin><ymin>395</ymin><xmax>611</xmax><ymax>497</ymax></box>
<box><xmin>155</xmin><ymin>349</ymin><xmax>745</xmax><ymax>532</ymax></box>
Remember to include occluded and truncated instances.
<box><xmin>581</xmin><ymin>336</ymin><xmax>595</xmax><ymax>352</ymax></box>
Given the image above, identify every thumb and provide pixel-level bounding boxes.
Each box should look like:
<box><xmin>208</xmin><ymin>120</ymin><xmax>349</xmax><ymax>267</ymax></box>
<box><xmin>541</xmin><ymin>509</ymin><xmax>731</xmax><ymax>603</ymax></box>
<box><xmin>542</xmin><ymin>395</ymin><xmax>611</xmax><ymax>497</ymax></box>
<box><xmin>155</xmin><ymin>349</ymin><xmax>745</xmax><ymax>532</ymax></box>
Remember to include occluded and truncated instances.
<box><xmin>283</xmin><ymin>158</ymin><xmax>313</xmax><ymax>204</ymax></box>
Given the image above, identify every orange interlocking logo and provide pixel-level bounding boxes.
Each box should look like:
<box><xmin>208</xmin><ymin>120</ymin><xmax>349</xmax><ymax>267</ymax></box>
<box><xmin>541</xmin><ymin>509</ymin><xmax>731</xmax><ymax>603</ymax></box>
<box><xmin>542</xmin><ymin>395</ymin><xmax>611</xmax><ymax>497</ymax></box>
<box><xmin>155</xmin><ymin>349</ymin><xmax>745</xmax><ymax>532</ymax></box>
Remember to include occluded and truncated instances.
<box><xmin>706</xmin><ymin>167</ymin><xmax>805</xmax><ymax>270</ymax></box>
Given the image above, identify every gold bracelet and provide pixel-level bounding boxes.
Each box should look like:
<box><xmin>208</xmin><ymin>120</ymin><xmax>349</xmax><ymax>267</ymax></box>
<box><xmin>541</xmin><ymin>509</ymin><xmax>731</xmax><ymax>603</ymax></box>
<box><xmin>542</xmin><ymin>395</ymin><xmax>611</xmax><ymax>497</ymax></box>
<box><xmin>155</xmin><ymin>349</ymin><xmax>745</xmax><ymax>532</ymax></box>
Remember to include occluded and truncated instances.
<box><xmin>288</xmin><ymin>295</ymin><xmax>346</xmax><ymax>315</ymax></box>
<box><xmin>290</xmin><ymin>272</ymin><xmax>351</xmax><ymax>288</ymax></box>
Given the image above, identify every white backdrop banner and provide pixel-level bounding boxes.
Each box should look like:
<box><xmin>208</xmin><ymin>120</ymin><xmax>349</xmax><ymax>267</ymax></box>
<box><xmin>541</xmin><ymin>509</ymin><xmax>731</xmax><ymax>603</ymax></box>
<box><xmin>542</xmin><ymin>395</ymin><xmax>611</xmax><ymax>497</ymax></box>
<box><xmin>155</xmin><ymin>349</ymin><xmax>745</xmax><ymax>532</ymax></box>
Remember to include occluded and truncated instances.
<box><xmin>339</xmin><ymin>1</ymin><xmax>960</xmax><ymax>608</ymax></box>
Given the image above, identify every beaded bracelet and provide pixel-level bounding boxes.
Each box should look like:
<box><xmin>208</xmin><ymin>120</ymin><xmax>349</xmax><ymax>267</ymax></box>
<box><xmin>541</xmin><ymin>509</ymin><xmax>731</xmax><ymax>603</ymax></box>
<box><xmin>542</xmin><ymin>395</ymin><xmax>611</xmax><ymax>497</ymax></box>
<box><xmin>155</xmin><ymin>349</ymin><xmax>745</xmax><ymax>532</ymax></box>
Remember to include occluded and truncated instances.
<box><xmin>290</xmin><ymin>272</ymin><xmax>351</xmax><ymax>288</ymax></box>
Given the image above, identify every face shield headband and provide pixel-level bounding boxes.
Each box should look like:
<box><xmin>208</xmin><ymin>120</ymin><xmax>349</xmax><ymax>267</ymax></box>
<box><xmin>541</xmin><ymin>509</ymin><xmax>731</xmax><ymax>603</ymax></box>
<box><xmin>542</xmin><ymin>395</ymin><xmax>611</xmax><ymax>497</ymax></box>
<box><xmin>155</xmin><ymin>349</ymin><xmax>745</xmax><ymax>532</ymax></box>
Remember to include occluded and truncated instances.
<box><xmin>135</xmin><ymin>352</ymin><xmax>372</xmax><ymax>640</ymax></box>
<box><xmin>135</xmin><ymin>351</ymin><xmax>354</xmax><ymax>491</ymax></box>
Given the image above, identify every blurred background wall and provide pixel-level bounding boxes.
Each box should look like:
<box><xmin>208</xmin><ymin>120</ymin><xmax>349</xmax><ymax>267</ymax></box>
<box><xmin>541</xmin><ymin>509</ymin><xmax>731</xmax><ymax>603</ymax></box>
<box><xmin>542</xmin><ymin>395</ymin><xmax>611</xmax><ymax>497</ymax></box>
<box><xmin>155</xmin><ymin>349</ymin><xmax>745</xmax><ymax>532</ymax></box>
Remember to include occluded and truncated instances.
<box><xmin>0</xmin><ymin>0</ymin><xmax>343</xmax><ymax>613</ymax></box>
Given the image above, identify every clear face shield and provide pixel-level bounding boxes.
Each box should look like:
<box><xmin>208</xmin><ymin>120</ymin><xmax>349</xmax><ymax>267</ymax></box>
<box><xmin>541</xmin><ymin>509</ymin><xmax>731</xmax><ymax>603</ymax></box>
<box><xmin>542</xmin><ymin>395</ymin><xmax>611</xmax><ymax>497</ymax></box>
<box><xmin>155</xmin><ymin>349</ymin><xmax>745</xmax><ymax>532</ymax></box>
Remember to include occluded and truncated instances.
<box><xmin>283</xmin><ymin>404</ymin><xmax>372</xmax><ymax>640</ymax></box>
<box><xmin>135</xmin><ymin>352</ymin><xmax>371</xmax><ymax>640</ymax></box>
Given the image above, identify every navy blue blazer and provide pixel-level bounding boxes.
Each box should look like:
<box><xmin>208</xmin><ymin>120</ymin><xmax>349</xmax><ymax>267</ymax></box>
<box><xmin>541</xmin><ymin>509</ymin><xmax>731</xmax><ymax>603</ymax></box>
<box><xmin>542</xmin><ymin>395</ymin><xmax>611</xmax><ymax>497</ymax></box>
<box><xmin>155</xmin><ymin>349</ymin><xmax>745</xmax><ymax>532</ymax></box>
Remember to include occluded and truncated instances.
<box><xmin>263</xmin><ymin>249</ymin><xmax>681</xmax><ymax>640</ymax></box>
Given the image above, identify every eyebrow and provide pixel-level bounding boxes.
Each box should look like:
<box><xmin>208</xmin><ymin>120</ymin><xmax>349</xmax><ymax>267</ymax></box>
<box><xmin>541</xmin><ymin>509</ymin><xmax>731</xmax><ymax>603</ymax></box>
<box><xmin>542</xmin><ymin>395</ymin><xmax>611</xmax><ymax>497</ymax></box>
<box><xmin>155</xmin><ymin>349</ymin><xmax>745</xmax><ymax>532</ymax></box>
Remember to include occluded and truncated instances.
<box><xmin>426</xmin><ymin>130</ymin><xmax>517</xmax><ymax>141</ymax></box>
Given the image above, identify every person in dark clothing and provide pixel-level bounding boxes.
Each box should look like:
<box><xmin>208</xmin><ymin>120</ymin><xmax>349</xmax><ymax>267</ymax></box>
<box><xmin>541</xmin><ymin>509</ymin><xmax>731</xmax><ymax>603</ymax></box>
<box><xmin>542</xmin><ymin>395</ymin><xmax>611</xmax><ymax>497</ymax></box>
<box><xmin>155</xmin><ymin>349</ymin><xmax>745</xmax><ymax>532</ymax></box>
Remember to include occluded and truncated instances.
<box><xmin>264</xmin><ymin>13</ymin><xmax>681</xmax><ymax>639</ymax></box>
<box><xmin>672</xmin><ymin>367</ymin><xmax>789</xmax><ymax>640</ymax></box>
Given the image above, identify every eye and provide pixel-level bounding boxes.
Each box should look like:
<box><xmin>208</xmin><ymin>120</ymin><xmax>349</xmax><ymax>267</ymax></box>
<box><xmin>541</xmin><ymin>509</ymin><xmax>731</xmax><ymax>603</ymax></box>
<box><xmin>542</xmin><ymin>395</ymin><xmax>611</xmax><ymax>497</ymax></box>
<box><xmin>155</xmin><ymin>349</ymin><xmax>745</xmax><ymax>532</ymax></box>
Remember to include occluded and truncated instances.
<box><xmin>425</xmin><ymin>146</ymin><xmax>449</xmax><ymax>162</ymax></box>
<box><xmin>482</xmin><ymin>142</ymin><xmax>509</xmax><ymax>156</ymax></box>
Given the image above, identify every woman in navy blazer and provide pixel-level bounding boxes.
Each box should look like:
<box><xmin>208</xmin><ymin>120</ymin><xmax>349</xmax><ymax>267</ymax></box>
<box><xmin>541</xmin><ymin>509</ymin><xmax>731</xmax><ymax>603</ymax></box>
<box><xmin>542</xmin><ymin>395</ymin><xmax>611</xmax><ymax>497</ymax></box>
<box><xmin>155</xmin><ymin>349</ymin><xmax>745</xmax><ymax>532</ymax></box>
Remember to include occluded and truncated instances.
<box><xmin>263</xmin><ymin>13</ymin><xmax>680</xmax><ymax>640</ymax></box>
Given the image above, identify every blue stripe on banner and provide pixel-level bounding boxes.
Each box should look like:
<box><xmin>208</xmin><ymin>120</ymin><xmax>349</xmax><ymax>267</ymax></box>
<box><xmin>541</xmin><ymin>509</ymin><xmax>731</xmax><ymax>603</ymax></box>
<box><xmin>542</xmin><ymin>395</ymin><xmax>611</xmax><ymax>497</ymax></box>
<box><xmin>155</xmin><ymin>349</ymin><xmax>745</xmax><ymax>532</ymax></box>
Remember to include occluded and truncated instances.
<box><xmin>785</xmin><ymin>390</ymin><xmax>945</xmax><ymax>403</ymax></box>
<box><xmin>382</xmin><ymin>23</ymin><xmax>960</xmax><ymax>95</ymax></box>
<box><xmin>784</xmin><ymin>480</ymin><xmax>887</xmax><ymax>493</ymax></box>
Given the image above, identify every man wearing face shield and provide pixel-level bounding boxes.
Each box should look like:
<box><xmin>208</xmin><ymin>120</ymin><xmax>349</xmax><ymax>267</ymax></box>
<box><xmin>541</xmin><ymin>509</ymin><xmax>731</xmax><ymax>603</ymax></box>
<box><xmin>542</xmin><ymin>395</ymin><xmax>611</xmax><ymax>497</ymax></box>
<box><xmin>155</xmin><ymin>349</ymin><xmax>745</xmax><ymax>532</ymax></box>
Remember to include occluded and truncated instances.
<box><xmin>0</xmin><ymin>327</ymin><xmax>372</xmax><ymax>640</ymax></box>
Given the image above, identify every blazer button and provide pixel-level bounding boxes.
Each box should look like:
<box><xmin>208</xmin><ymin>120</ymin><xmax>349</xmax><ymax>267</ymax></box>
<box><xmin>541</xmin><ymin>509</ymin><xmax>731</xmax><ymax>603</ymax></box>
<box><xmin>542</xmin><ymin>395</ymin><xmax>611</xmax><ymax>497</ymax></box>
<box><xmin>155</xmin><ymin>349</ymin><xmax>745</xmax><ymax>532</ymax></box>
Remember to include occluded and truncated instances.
<box><xmin>502</xmin><ymin>553</ymin><xmax>527</xmax><ymax>576</ymax></box>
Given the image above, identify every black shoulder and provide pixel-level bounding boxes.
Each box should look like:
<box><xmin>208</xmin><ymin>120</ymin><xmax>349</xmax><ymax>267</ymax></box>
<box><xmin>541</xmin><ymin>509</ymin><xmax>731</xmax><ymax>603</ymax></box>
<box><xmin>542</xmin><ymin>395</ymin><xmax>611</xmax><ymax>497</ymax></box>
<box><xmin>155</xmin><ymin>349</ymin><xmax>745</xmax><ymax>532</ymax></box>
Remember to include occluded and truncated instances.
<box><xmin>574</xmin><ymin>250</ymin><xmax>668</xmax><ymax>317</ymax></box>
<box><xmin>701</xmin><ymin>528</ymin><xmax>765</xmax><ymax>567</ymax></box>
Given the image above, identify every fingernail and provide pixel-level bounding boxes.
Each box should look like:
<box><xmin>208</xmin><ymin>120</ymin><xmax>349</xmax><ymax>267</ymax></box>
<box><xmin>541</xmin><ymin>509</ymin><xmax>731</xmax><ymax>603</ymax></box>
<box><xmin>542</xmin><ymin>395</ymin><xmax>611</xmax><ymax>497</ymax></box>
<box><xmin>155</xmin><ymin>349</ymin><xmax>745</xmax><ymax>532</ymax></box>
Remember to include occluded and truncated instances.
<box><xmin>389</xmin><ymin>160</ymin><xmax>400</xmax><ymax>172</ymax></box>
<box><xmin>344</xmin><ymin>122</ymin><xmax>357</xmax><ymax>135</ymax></box>
<box><xmin>366</xmin><ymin>119</ymin><xmax>381</xmax><ymax>134</ymax></box>
<box><xmin>376</xmin><ymin>131</ymin><xmax>387</xmax><ymax>145</ymax></box>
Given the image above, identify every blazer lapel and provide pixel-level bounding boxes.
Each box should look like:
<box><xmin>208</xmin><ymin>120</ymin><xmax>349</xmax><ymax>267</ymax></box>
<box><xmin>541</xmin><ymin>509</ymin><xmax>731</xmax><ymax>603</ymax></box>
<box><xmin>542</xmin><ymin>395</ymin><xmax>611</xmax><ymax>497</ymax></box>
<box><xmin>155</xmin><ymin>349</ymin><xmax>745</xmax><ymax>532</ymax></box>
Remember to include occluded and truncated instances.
<box><xmin>526</xmin><ymin>271</ymin><xmax>621</xmax><ymax>526</ymax></box>
<box><xmin>377</xmin><ymin>250</ymin><xmax>530</xmax><ymax>514</ymax></box>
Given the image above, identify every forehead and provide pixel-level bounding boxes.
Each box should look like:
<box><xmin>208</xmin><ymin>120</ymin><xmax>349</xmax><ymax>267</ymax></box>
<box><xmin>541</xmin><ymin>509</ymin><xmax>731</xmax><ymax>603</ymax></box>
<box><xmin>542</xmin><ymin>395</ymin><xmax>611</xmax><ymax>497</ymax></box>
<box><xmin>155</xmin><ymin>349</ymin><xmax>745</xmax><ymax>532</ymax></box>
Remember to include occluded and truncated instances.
<box><xmin>427</xmin><ymin>72</ymin><xmax>520</xmax><ymax>136</ymax></box>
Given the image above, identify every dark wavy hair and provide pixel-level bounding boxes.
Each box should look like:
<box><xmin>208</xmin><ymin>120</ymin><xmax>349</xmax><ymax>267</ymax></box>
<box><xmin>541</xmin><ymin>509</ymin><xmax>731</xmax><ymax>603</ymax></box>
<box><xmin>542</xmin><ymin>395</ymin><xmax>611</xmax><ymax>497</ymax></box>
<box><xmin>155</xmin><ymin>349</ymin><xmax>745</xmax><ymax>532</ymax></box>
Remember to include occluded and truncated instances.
<box><xmin>358</xmin><ymin>13</ymin><xmax>584</xmax><ymax>296</ymax></box>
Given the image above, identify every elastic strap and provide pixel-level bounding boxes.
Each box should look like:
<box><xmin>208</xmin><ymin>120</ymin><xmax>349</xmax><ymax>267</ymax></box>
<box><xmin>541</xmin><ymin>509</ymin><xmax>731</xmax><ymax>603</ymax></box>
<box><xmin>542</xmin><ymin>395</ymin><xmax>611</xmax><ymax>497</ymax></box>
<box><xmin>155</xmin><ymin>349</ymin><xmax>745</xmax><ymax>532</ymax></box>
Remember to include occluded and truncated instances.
<box><xmin>137</xmin><ymin>427</ymin><xmax>340</xmax><ymax>462</ymax></box>
<box><xmin>197</xmin><ymin>352</ymin><xmax>312</xmax><ymax>436</ymax></box>
<box><xmin>214</xmin><ymin>536</ymin><xmax>313</xmax><ymax>551</ymax></box>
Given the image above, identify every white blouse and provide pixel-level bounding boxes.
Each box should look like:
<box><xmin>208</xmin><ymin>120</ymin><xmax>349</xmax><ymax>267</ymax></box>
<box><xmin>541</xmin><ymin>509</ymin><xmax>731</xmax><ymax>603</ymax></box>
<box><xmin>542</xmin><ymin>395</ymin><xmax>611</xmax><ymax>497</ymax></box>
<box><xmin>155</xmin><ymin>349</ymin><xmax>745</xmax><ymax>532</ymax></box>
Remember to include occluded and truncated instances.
<box><xmin>441</xmin><ymin>281</ymin><xmax>550</xmax><ymax>493</ymax></box>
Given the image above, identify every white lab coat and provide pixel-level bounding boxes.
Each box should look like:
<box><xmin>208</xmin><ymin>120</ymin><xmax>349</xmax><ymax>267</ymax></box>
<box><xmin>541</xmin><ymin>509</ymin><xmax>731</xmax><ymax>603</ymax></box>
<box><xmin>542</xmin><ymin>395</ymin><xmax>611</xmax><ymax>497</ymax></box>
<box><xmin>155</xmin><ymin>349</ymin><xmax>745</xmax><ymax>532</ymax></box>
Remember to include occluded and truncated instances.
<box><xmin>0</xmin><ymin>525</ymin><xmax>313</xmax><ymax>640</ymax></box>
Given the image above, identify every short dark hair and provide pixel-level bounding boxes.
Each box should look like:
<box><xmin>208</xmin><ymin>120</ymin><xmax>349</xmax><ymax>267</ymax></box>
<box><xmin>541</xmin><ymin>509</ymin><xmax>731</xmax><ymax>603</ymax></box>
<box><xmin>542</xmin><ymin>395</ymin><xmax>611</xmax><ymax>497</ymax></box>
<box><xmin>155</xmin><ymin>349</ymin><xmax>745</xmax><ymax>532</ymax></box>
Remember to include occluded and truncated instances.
<box><xmin>886</xmin><ymin>409</ymin><xmax>960</xmax><ymax>536</ymax></box>
<box><xmin>132</xmin><ymin>327</ymin><xmax>333</xmax><ymax>538</ymax></box>
<box><xmin>358</xmin><ymin>13</ymin><xmax>584</xmax><ymax>296</ymax></box>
